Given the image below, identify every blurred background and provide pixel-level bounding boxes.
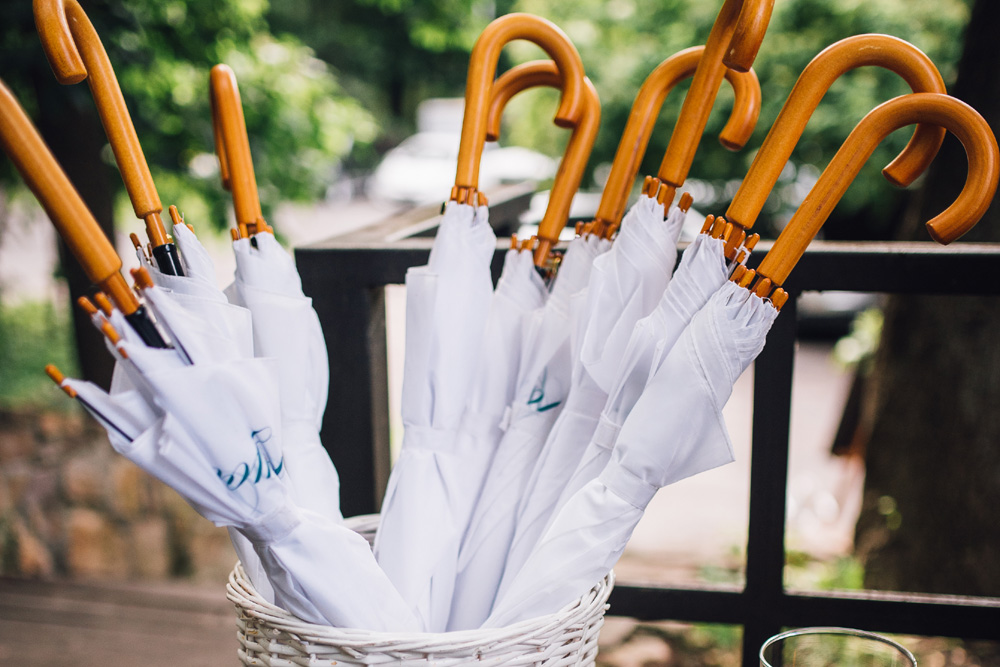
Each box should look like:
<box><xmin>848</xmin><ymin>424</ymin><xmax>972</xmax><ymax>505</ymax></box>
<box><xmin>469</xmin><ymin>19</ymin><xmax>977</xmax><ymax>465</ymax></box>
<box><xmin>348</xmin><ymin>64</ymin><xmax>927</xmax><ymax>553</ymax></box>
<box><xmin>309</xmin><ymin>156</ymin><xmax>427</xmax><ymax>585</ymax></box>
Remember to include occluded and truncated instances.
<box><xmin>1</xmin><ymin>0</ymin><xmax>998</xmax><ymax>665</ymax></box>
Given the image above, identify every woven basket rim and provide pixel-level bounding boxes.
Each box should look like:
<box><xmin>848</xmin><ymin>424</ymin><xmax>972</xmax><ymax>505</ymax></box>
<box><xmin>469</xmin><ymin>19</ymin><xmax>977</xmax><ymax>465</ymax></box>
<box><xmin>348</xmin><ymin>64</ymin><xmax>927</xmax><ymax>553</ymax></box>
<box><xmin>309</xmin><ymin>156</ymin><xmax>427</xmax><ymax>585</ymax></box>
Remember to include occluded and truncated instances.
<box><xmin>226</xmin><ymin>514</ymin><xmax>614</xmax><ymax>647</ymax></box>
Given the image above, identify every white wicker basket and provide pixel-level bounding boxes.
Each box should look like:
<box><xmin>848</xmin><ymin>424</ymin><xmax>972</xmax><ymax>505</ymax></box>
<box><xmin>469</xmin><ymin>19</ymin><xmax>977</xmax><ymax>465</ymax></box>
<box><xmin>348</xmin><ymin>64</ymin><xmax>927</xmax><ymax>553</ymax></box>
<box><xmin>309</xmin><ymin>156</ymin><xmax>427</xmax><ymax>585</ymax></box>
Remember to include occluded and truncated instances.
<box><xmin>227</xmin><ymin>514</ymin><xmax>613</xmax><ymax>666</ymax></box>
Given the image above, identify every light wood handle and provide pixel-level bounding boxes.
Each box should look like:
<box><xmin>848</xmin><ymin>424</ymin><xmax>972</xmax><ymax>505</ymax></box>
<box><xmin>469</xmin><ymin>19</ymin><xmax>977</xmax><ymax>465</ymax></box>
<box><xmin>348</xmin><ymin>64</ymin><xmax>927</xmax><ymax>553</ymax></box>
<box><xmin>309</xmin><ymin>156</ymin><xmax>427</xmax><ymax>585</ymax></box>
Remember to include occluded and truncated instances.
<box><xmin>592</xmin><ymin>46</ymin><xmax>760</xmax><ymax>228</ymax></box>
<box><xmin>210</xmin><ymin>64</ymin><xmax>268</xmax><ymax>234</ymax></box>
<box><xmin>726</xmin><ymin>34</ymin><xmax>948</xmax><ymax>234</ymax></box>
<box><xmin>34</xmin><ymin>0</ymin><xmax>164</xmax><ymax>240</ymax></box>
<box><xmin>724</xmin><ymin>0</ymin><xmax>775</xmax><ymax>72</ymax></box>
<box><xmin>655</xmin><ymin>0</ymin><xmax>774</xmax><ymax>198</ymax></box>
<box><xmin>454</xmin><ymin>13</ymin><xmax>586</xmax><ymax>199</ymax></box>
<box><xmin>757</xmin><ymin>93</ymin><xmax>999</xmax><ymax>286</ymax></box>
<box><xmin>485</xmin><ymin>61</ymin><xmax>601</xmax><ymax>266</ymax></box>
<box><xmin>0</xmin><ymin>78</ymin><xmax>139</xmax><ymax>314</ymax></box>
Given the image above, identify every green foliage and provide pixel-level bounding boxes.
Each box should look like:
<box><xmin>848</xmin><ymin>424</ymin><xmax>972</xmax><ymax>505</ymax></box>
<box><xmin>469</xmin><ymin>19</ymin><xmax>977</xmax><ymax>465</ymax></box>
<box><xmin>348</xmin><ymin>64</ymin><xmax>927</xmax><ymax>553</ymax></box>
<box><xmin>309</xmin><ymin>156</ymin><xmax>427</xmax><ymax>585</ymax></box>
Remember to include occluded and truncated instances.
<box><xmin>0</xmin><ymin>300</ymin><xmax>78</xmax><ymax>409</ymax></box>
<box><xmin>0</xmin><ymin>0</ymin><xmax>375</xmax><ymax>231</ymax></box>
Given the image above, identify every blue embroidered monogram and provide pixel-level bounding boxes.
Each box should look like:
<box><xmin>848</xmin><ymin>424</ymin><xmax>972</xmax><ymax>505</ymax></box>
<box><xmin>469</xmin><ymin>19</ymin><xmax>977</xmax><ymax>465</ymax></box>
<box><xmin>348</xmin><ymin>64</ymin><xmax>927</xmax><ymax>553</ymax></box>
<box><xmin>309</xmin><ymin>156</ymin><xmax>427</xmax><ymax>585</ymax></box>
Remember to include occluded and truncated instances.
<box><xmin>217</xmin><ymin>427</ymin><xmax>284</xmax><ymax>490</ymax></box>
<box><xmin>527</xmin><ymin>368</ymin><xmax>562</xmax><ymax>412</ymax></box>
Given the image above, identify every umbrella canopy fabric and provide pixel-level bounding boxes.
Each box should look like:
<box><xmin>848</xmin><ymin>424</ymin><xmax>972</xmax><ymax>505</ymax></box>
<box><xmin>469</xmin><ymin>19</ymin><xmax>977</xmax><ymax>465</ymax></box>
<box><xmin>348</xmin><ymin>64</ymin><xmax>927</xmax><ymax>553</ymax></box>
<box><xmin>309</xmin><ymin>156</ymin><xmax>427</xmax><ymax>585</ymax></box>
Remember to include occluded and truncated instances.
<box><xmin>59</xmin><ymin>291</ymin><xmax>420</xmax><ymax>632</ymax></box>
<box><xmin>143</xmin><ymin>223</ymin><xmax>221</xmax><ymax>300</ymax></box>
<box><xmin>447</xmin><ymin>233</ymin><xmax>609</xmax><ymax>631</ymax></box>
<box><xmin>486</xmin><ymin>280</ymin><xmax>778</xmax><ymax>628</ymax></box>
<box><xmin>374</xmin><ymin>201</ymin><xmax>497</xmax><ymax>630</ymax></box>
<box><xmin>226</xmin><ymin>232</ymin><xmax>341</xmax><ymax>524</ymax></box>
<box><xmin>420</xmin><ymin>244</ymin><xmax>548</xmax><ymax>630</ymax></box>
<box><xmin>497</xmin><ymin>196</ymin><xmax>685</xmax><ymax>594</ymax></box>
<box><xmin>579</xmin><ymin>195</ymin><xmax>684</xmax><ymax>392</ymax></box>
<box><xmin>555</xmin><ymin>230</ymin><xmax>732</xmax><ymax>514</ymax></box>
<box><xmin>141</xmin><ymin>222</ymin><xmax>255</xmax><ymax>357</ymax></box>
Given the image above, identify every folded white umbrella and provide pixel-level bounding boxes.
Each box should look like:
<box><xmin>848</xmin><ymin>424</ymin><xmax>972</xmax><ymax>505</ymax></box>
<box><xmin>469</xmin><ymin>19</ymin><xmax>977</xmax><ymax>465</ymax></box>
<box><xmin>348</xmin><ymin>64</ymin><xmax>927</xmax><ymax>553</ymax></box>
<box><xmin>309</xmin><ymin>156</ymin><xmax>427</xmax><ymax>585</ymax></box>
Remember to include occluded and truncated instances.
<box><xmin>374</xmin><ymin>201</ymin><xmax>496</xmax><ymax>630</ymax></box>
<box><xmin>224</xmin><ymin>232</ymin><xmax>341</xmax><ymax>524</ymax></box>
<box><xmin>579</xmin><ymin>195</ymin><xmax>684</xmax><ymax>391</ymax></box>
<box><xmin>55</xmin><ymin>295</ymin><xmax>420</xmax><ymax>632</ymax></box>
<box><xmin>555</xmin><ymin>229</ymin><xmax>733</xmax><ymax>514</ymax></box>
<box><xmin>498</xmin><ymin>196</ymin><xmax>685</xmax><ymax>595</ymax></box>
<box><xmin>417</xmin><ymin>245</ymin><xmax>548</xmax><ymax>629</ymax></box>
<box><xmin>486</xmin><ymin>280</ymin><xmax>778</xmax><ymax>627</ymax></box>
<box><xmin>447</xmin><ymin>233</ymin><xmax>609</xmax><ymax>631</ymax></box>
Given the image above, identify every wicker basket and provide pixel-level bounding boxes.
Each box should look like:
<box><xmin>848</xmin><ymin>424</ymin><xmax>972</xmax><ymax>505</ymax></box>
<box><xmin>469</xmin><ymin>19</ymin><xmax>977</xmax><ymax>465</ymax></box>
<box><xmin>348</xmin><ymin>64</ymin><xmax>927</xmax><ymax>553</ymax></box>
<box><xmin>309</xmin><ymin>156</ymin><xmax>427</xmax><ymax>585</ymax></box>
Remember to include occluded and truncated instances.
<box><xmin>227</xmin><ymin>514</ymin><xmax>613</xmax><ymax>666</ymax></box>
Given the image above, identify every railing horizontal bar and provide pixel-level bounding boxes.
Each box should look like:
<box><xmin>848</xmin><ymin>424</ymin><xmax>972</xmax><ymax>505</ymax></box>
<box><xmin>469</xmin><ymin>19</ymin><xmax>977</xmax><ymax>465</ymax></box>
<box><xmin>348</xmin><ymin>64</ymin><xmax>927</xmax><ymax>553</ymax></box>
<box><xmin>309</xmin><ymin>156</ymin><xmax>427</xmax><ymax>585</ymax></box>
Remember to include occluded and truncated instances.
<box><xmin>609</xmin><ymin>584</ymin><xmax>1000</xmax><ymax>640</ymax></box>
<box><xmin>298</xmin><ymin>241</ymin><xmax>1000</xmax><ymax>294</ymax></box>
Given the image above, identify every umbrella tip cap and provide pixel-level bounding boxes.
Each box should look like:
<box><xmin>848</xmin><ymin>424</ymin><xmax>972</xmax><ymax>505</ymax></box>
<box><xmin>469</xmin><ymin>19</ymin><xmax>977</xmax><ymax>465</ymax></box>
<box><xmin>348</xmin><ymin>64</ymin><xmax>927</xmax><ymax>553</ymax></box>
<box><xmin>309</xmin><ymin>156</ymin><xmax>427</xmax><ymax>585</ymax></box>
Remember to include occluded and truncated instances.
<box><xmin>44</xmin><ymin>365</ymin><xmax>76</xmax><ymax>398</ymax></box>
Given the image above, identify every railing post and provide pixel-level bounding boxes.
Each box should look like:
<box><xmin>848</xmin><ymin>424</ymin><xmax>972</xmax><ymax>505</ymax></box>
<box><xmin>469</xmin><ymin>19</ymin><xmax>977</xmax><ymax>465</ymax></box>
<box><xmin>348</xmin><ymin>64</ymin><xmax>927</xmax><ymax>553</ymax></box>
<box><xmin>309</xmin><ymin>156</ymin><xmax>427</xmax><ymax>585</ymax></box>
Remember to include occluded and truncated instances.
<box><xmin>296</xmin><ymin>252</ymin><xmax>392</xmax><ymax>517</ymax></box>
<box><xmin>742</xmin><ymin>294</ymin><xmax>798</xmax><ymax>666</ymax></box>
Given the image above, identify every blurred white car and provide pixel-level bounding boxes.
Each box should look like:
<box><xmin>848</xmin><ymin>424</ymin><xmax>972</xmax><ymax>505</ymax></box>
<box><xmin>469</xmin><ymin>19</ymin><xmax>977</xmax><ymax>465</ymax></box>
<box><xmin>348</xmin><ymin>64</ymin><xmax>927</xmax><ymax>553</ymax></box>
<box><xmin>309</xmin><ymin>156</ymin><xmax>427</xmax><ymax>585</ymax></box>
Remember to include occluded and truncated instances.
<box><xmin>368</xmin><ymin>131</ymin><xmax>557</xmax><ymax>204</ymax></box>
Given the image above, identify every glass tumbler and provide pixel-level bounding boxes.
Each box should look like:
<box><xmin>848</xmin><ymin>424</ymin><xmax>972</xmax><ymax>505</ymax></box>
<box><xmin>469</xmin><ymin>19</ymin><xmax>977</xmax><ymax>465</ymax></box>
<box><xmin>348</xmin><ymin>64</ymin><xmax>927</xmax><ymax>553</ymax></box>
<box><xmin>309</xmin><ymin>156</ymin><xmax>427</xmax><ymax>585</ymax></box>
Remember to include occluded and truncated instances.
<box><xmin>760</xmin><ymin>627</ymin><xmax>917</xmax><ymax>666</ymax></box>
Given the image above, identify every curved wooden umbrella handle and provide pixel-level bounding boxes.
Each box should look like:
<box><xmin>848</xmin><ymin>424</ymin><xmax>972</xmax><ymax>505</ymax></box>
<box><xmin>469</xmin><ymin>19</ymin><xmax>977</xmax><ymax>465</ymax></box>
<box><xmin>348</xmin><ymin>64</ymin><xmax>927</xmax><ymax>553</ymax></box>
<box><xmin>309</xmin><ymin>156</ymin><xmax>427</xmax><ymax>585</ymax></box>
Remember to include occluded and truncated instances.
<box><xmin>756</xmin><ymin>93</ymin><xmax>999</xmax><ymax>288</ymax></box>
<box><xmin>210</xmin><ymin>64</ymin><xmax>271</xmax><ymax>237</ymax></box>
<box><xmin>726</xmin><ymin>34</ymin><xmax>948</xmax><ymax>243</ymax></box>
<box><xmin>453</xmin><ymin>13</ymin><xmax>586</xmax><ymax>205</ymax></box>
<box><xmin>0</xmin><ymin>79</ymin><xmax>138</xmax><ymax>314</ymax></box>
<box><xmin>485</xmin><ymin>61</ymin><xmax>601</xmax><ymax>266</ymax></box>
<box><xmin>654</xmin><ymin>0</ymin><xmax>774</xmax><ymax>207</ymax></box>
<box><xmin>725</xmin><ymin>0</ymin><xmax>775</xmax><ymax>72</ymax></box>
<box><xmin>34</xmin><ymin>0</ymin><xmax>166</xmax><ymax>245</ymax></box>
<box><xmin>593</xmin><ymin>46</ymin><xmax>760</xmax><ymax>230</ymax></box>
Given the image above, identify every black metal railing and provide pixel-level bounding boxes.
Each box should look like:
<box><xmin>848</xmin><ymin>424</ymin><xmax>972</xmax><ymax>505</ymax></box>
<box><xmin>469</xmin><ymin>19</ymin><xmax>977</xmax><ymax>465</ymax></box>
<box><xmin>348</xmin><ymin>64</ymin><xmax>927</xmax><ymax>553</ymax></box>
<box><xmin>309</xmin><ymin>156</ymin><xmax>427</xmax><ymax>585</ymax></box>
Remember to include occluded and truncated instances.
<box><xmin>296</xmin><ymin>195</ymin><xmax>1000</xmax><ymax>665</ymax></box>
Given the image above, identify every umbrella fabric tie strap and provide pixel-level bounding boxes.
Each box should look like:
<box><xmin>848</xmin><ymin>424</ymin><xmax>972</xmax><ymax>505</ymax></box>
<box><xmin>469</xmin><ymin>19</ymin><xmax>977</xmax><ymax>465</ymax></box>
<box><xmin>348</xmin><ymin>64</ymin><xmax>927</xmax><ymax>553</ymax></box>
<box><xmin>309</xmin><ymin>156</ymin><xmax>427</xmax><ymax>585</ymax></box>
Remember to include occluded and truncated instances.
<box><xmin>240</xmin><ymin>504</ymin><xmax>303</xmax><ymax>546</ymax></box>
<box><xmin>591</xmin><ymin>417</ymin><xmax>621</xmax><ymax>452</ymax></box>
<box><xmin>399</xmin><ymin>425</ymin><xmax>462</xmax><ymax>453</ymax></box>
<box><xmin>597</xmin><ymin>456</ymin><xmax>661</xmax><ymax>511</ymax></box>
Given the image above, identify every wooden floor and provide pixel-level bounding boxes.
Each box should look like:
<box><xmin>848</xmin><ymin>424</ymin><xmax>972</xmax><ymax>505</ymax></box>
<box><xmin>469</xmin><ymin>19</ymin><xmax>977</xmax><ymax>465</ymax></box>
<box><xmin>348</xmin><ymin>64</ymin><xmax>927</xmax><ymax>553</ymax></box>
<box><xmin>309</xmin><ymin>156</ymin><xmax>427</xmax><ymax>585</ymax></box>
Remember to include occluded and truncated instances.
<box><xmin>0</xmin><ymin>576</ymin><xmax>237</xmax><ymax>666</ymax></box>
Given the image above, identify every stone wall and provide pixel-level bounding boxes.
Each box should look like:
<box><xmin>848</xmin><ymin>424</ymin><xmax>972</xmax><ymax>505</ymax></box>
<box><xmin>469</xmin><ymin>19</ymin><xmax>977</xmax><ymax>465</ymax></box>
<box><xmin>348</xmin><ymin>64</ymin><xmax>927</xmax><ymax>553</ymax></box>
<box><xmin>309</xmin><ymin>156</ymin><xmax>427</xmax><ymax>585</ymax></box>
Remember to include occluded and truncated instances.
<box><xmin>0</xmin><ymin>407</ymin><xmax>236</xmax><ymax>583</ymax></box>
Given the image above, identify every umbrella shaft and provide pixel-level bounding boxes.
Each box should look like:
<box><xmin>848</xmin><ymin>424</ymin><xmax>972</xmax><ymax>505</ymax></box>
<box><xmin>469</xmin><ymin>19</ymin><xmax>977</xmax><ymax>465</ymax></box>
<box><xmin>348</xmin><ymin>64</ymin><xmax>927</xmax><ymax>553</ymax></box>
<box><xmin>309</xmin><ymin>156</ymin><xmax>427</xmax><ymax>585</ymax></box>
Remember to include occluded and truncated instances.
<box><xmin>151</xmin><ymin>243</ymin><xmax>185</xmax><ymax>276</ymax></box>
<box><xmin>125</xmin><ymin>306</ymin><xmax>169</xmax><ymax>348</ymax></box>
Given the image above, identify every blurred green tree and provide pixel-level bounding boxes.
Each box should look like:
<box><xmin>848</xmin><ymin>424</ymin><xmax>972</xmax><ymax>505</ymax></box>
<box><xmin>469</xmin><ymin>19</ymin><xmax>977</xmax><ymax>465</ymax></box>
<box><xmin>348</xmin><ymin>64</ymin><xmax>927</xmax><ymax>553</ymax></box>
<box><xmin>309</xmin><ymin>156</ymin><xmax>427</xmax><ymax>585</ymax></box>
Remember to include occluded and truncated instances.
<box><xmin>0</xmin><ymin>0</ymin><xmax>375</xmax><ymax>387</ymax></box>
<box><xmin>502</xmin><ymin>0</ymin><xmax>970</xmax><ymax>239</ymax></box>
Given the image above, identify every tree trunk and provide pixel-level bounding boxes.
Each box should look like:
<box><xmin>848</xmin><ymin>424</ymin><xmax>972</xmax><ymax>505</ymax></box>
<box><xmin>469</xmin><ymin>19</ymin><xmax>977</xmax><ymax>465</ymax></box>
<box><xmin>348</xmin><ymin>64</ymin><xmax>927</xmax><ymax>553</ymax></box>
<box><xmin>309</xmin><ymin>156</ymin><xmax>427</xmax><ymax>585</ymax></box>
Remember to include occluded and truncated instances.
<box><xmin>32</xmin><ymin>79</ymin><xmax>118</xmax><ymax>390</ymax></box>
<box><xmin>855</xmin><ymin>0</ymin><xmax>1000</xmax><ymax>596</ymax></box>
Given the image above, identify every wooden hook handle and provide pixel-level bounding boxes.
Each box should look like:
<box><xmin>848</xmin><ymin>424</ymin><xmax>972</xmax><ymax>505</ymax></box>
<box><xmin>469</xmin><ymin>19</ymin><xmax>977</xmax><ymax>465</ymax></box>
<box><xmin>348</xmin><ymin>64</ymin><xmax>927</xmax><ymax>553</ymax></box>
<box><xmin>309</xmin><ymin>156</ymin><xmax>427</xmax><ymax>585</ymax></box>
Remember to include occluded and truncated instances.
<box><xmin>485</xmin><ymin>60</ymin><xmax>601</xmax><ymax>267</ymax></box>
<box><xmin>454</xmin><ymin>13</ymin><xmax>586</xmax><ymax>198</ymax></box>
<box><xmin>210</xmin><ymin>64</ymin><xmax>270</xmax><ymax>235</ymax></box>
<box><xmin>726</xmin><ymin>34</ymin><xmax>948</xmax><ymax>239</ymax></box>
<box><xmin>756</xmin><ymin>93</ymin><xmax>999</xmax><ymax>287</ymax></box>
<box><xmin>0</xmin><ymin>78</ymin><xmax>139</xmax><ymax>314</ymax></box>
<box><xmin>655</xmin><ymin>0</ymin><xmax>774</xmax><ymax>201</ymax></box>
<box><xmin>592</xmin><ymin>46</ymin><xmax>761</xmax><ymax>228</ymax></box>
<box><xmin>724</xmin><ymin>0</ymin><xmax>775</xmax><ymax>73</ymax></box>
<box><xmin>34</xmin><ymin>0</ymin><xmax>166</xmax><ymax>243</ymax></box>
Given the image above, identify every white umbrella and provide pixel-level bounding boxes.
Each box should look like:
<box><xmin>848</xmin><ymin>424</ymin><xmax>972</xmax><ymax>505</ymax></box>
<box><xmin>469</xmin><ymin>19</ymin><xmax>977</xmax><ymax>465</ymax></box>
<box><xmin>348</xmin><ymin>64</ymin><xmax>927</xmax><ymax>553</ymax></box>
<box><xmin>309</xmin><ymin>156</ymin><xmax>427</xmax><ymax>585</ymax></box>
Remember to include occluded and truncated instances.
<box><xmin>448</xmin><ymin>233</ymin><xmax>609</xmax><ymax>631</ymax></box>
<box><xmin>374</xmin><ymin>200</ymin><xmax>496</xmax><ymax>630</ymax></box>
<box><xmin>227</xmin><ymin>233</ymin><xmax>339</xmax><ymax>522</ymax></box>
<box><xmin>497</xmin><ymin>195</ymin><xmax>685</xmax><ymax>596</ymax></box>
<box><xmin>49</xmin><ymin>283</ymin><xmax>421</xmax><ymax>632</ymax></box>
<box><xmin>209</xmin><ymin>63</ymin><xmax>342</xmax><ymax>524</ymax></box>
<box><xmin>418</xmin><ymin>243</ymin><xmax>548</xmax><ymax>629</ymax></box>
<box><xmin>487</xmin><ymin>280</ymin><xmax>778</xmax><ymax>627</ymax></box>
